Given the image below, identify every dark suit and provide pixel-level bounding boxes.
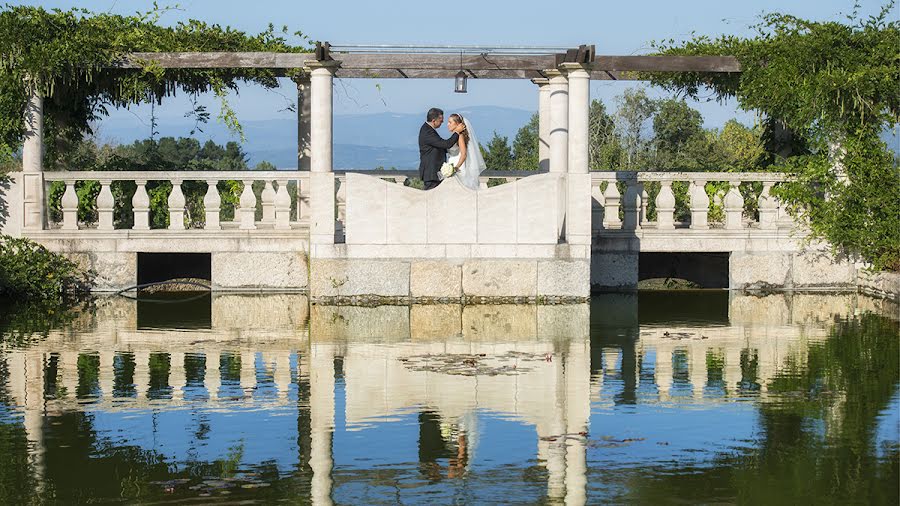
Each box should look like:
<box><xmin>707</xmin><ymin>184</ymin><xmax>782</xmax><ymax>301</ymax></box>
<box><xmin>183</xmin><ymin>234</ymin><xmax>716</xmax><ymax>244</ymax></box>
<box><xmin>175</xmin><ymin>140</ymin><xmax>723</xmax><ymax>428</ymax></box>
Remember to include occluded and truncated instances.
<box><xmin>418</xmin><ymin>123</ymin><xmax>459</xmax><ymax>190</ymax></box>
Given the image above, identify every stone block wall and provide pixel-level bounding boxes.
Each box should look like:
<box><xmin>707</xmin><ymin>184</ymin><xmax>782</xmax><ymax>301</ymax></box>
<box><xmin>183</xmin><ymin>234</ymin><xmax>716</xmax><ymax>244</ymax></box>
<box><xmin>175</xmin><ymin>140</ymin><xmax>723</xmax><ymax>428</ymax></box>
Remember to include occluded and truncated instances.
<box><xmin>309</xmin><ymin>257</ymin><xmax>590</xmax><ymax>303</ymax></box>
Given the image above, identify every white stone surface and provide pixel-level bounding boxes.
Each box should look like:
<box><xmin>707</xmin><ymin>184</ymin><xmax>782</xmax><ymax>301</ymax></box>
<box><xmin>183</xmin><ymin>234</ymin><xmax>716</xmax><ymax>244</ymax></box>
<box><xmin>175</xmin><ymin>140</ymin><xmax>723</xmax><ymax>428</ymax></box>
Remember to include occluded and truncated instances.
<box><xmin>212</xmin><ymin>252</ymin><xmax>308</xmax><ymax>290</ymax></box>
<box><xmin>566</xmin><ymin>173</ymin><xmax>592</xmax><ymax>245</ymax></box>
<box><xmin>538</xmin><ymin>259</ymin><xmax>590</xmax><ymax>297</ymax></box>
<box><xmin>309</xmin><ymin>172</ymin><xmax>335</xmax><ymax>244</ymax></box>
<box><xmin>462</xmin><ymin>260</ymin><xmax>537</xmax><ymax>297</ymax></box>
<box><xmin>730</xmin><ymin>253</ymin><xmax>792</xmax><ymax>289</ymax></box>
<box><xmin>310</xmin><ymin>259</ymin><xmax>409</xmax><ymax>297</ymax></box>
<box><xmin>477</xmin><ymin>182</ymin><xmax>517</xmax><ymax>244</ymax></box>
<box><xmin>427</xmin><ymin>178</ymin><xmax>477</xmax><ymax>244</ymax></box>
<box><xmin>345</xmin><ymin>172</ymin><xmax>387</xmax><ymax>244</ymax></box>
<box><xmin>791</xmin><ymin>250</ymin><xmax>855</xmax><ymax>287</ymax></box>
<box><xmin>410</xmin><ymin>260</ymin><xmax>462</xmax><ymax>298</ymax></box>
<box><xmin>386</xmin><ymin>182</ymin><xmax>426</xmax><ymax>244</ymax></box>
<box><xmin>517</xmin><ymin>173</ymin><xmax>561</xmax><ymax>244</ymax></box>
<box><xmin>66</xmin><ymin>251</ymin><xmax>136</xmax><ymax>291</ymax></box>
<box><xmin>0</xmin><ymin>172</ymin><xmax>22</xmax><ymax>237</ymax></box>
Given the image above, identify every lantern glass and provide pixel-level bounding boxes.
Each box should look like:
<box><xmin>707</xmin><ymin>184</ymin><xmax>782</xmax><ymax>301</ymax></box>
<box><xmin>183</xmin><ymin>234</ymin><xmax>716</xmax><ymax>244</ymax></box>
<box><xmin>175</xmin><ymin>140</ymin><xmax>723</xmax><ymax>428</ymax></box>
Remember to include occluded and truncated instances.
<box><xmin>454</xmin><ymin>70</ymin><xmax>467</xmax><ymax>93</ymax></box>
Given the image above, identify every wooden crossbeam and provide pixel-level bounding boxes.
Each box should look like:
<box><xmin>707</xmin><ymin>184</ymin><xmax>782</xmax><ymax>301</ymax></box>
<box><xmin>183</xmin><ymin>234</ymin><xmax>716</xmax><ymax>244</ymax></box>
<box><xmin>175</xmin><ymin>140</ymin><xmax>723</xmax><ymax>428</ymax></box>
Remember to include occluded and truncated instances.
<box><xmin>118</xmin><ymin>51</ymin><xmax>741</xmax><ymax>78</ymax></box>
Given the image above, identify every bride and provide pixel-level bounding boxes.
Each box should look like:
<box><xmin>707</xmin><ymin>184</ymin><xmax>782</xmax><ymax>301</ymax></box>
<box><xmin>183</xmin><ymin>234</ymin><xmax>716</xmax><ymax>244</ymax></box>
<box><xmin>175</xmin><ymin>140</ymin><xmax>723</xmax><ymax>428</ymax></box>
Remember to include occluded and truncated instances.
<box><xmin>445</xmin><ymin>113</ymin><xmax>487</xmax><ymax>191</ymax></box>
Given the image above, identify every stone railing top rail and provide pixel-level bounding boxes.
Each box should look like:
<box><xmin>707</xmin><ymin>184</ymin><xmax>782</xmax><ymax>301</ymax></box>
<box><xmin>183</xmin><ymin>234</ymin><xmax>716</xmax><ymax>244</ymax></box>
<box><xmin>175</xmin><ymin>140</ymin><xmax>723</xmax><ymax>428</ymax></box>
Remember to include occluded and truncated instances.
<box><xmin>42</xmin><ymin>170</ymin><xmax>309</xmax><ymax>182</ymax></box>
<box><xmin>591</xmin><ymin>171</ymin><xmax>789</xmax><ymax>182</ymax></box>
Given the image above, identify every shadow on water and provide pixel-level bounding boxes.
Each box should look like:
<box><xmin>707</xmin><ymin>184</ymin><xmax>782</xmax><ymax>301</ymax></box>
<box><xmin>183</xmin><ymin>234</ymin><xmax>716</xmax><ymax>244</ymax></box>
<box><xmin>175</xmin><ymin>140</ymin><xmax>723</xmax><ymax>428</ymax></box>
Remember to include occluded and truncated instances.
<box><xmin>0</xmin><ymin>292</ymin><xmax>895</xmax><ymax>504</ymax></box>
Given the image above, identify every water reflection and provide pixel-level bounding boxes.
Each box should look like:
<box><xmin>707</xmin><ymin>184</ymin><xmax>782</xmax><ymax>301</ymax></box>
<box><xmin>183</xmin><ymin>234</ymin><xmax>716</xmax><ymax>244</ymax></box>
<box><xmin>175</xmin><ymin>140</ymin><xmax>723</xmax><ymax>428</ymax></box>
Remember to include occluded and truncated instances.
<box><xmin>0</xmin><ymin>292</ymin><xmax>896</xmax><ymax>504</ymax></box>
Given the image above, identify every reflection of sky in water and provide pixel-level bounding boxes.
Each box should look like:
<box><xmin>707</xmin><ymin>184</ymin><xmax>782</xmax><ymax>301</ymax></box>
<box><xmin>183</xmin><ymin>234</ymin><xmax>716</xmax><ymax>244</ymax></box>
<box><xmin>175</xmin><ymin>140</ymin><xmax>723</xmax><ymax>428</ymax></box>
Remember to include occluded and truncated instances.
<box><xmin>0</xmin><ymin>292</ymin><xmax>897</xmax><ymax>504</ymax></box>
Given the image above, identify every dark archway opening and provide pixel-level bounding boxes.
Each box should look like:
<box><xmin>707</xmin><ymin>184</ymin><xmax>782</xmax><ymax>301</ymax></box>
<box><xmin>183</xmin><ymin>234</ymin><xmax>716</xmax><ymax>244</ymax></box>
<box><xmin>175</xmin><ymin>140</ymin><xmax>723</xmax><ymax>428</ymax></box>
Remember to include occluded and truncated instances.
<box><xmin>638</xmin><ymin>252</ymin><xmax>729</xmax><ymax>289</ymax></box>
<box><xmin>137</xmin><ymin>252</ymin><xmax>211</xmax><ymax>286</ymax></box>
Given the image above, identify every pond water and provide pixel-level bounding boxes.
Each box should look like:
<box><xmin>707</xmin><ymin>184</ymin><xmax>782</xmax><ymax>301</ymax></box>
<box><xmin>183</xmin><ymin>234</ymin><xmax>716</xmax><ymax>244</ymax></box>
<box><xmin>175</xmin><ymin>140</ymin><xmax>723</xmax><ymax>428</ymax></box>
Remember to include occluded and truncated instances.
<box><xmin>0</xmin><ymin>292</ymin><xmax>897</xmax><ymax>504</ymax></box>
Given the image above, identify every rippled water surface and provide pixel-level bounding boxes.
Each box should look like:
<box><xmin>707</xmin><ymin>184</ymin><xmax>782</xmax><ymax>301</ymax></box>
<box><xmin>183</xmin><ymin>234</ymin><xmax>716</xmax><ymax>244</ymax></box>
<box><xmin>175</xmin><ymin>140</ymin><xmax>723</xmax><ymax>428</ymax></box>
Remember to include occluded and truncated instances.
<box><xmin>0</xmin><ymin>292</ymin><xmax>897</xmax><ymax>504</ymax></box>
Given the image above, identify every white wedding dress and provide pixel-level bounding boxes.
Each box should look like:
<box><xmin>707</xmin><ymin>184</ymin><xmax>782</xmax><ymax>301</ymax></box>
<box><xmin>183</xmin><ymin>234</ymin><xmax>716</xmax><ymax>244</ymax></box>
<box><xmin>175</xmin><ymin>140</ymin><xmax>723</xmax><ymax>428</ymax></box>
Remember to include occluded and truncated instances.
<box><xmin>446</xmin><ymin>117</ymin><xmax>487</xmax><ymax>191</ymax></box>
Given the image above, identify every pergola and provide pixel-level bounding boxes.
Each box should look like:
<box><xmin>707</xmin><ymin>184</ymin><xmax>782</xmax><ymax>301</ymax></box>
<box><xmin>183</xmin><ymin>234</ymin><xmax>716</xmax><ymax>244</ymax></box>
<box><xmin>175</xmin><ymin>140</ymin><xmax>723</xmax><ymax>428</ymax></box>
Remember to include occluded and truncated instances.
<box><xmin>21</xmin><ymin>43</ymin><xmax>741</xmax><ymax>246</ymax></box>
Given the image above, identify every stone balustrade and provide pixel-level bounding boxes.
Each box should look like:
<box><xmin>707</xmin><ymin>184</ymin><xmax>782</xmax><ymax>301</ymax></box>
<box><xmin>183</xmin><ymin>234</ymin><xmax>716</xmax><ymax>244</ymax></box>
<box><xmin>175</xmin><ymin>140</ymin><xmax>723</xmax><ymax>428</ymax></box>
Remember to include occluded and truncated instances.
<box><xmin>42</xmin><ymin>170</ymin><xmax>311</xmax><ymax>231</ymax></box>
<box><xmin>589</xmin><ymin>171</ymin><xmax>792</xmax><ymax>233</ymax></box>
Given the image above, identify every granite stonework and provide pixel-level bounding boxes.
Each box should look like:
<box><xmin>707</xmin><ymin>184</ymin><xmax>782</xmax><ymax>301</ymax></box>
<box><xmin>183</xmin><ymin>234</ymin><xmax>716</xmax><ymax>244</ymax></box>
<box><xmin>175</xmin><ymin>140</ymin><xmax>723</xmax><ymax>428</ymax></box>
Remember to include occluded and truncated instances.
<box><xmin>729</xmin><ymin>250</ymin><xmax>856</xmax><ymax>290</ymax></box>
<box><xmin>212</xmin><ymin>252</ymin><xmax>308</xmax><ymax>290</ymax></box>
<box><xmin>857</xmin><ymin>270</ymin><xmax>900</xmax><ymax>302</ymax></box>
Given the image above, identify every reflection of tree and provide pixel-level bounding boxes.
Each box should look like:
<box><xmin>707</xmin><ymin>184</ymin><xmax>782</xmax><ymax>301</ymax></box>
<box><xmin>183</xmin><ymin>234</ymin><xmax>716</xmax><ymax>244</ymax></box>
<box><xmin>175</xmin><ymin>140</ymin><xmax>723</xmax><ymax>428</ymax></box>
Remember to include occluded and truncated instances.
<box><xmin>627</xmin><ymin>312</ymin><xmax>899</xmax><ymax>504</ymax></box>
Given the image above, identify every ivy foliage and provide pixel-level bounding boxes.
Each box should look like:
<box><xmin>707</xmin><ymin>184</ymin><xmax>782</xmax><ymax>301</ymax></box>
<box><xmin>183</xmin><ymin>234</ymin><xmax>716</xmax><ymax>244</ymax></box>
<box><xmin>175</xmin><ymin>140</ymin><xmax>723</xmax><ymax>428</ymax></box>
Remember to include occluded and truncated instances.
<box><xmin>0</xmin><ymin>4</ymin><xmax>310</xmax><ymax>167</ymax></box>
<box><xmin>648</xmin><ymin>3</ymin><xmax>900</xmax><ymax>270</ymax></box>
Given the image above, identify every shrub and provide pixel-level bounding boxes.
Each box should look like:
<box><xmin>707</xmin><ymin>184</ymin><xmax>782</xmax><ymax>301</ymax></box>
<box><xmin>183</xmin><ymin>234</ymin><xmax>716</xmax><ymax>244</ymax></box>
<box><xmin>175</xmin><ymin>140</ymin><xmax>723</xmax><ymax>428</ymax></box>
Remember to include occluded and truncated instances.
<box><xmin>0</xmin><ymin>235</ymin><xmax>91</xmax><ymax>300</ymax></box>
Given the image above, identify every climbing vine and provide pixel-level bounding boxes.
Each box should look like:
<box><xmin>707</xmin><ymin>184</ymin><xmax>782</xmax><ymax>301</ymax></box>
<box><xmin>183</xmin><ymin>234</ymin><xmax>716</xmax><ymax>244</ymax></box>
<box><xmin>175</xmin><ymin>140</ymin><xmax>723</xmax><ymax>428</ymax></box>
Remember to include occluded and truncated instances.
<box><xmin>0</xmin><ymin>4</ymin><xmax>310</xmax><ymax>167</ymax></box>
<box><xmin>648</xmin><ymin>3</ymin><xmax>900</xmax><ymax>270</ymax></box>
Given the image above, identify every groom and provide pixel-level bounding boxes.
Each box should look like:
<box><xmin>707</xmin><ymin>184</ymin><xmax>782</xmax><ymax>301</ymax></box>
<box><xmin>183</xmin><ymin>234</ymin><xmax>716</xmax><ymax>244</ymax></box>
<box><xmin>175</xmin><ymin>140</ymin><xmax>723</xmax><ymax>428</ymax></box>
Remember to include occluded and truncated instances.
<box><xmin>418</xmin><ymin>107</ymin><xmax>459</xmax><ymax>190</ymax></box>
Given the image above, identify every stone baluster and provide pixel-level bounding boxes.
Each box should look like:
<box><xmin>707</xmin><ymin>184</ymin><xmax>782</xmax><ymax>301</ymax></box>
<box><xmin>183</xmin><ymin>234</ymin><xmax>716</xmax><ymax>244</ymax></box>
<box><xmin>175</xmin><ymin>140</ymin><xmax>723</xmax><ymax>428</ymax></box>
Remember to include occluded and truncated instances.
<box><xmin>261</xmin><ymin>180</ymin><xmax>276</xmax><ymax>225</ymax></box>
<box><xmin>97</xmin><ymin>179</ymin><xmax>115</xmax><ymax>230</ymax></box>
<box><xmin>689</xmin><ymin>179</ymin><xmax>710</xmax><ymax>230</ymax></box>
<box><xmin>239</xmin><ymin>179</ymin><xmax>257</xmax><ymax>230</ymax></box>
<box><xmin>274</xmin><ymin>180</ymin><xmax>292</xmax><ymax>230</ymax></box>
<box><xmin>622</xmin><ymin>180</ymin><xmax>642</xmax><ymax>230</ymax></box>
<box><xmin>61</xmin><ymin>181</ymin><xmax>79</xmax><ymax>230</ymax></box>
<box><xmin>168</xmin><ymin>179</ymin><xmax>186</xmax><ymax>230</ymax></box>
<box><xmin>203</xmin><ymin>179</ymin><xmax>221</xmax><ymax>230</ymax></box>
<box><xmin>132</xmin><ymin>180</ymin><xmax>150</xmax><ymax>230</ymax></box>
<box><xmin>298</xmin><ymin>179</ymin><xmax>310</xmax><ymax>224</ymax></box>
<box><xmin>602</xmin><ymin>181</ymin><xmax>621</xmax><ymax>229</ymax></box>
<box><xmin>591</xmin><ymin>183</ymin><xmax>604</xmax><ymax>232</ymax></box>
<box><xmin>758</xmin><ymin>181</ymin><xmax>778</xmax><ymax>229</ymax></box>
<box><xmin>640</xmin><ymin>187</ymin><xmax>649</xmax><ymax>226</ymax></box>
<box><xmin>655</xmin><ymin>180</ymin><xmax>676</xmax><ymax>229</ymax></box>
<box><xmin>724</xmin><ymin>181</ymin><xmax>745</xmax><ymax>230</ymax></box>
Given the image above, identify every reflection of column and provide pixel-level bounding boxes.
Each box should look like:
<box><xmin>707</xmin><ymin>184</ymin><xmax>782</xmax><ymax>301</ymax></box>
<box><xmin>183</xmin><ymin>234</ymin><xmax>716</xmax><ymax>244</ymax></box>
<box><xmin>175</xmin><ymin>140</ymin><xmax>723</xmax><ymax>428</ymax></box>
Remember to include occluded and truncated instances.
<box><xmin>689</xmin><ymin>345</ymin><xmax>707</xmax><ymax>400</ymax></box>
<box><xmin>170</xmin><ymin>352</ymin><xmax>185</xmax><ymax>402</ymax></box>
<box><xmin>205</xmin><ymin>350</ymin><xmax>220</xmax><ymax>402</ymax></box>
<box><xmin>656</xmin><ymin>346</ymin><xmax>673</xmax><ymax>401</ymax></box>
<box><xmin>603</xmin><ymin>348</ymin><xmax>620</xmax><ymax>376</ymax></box>
<box><xmin>24</xmin><ymin>350</ymin><xmax>45</xmax><ymax>484</ymax></box>
<box><xmin>99</xmin><ymin>350</ymin><xmax>115</xmax><ymax>399</ymax></box>
<box><xmin>546</xmin><ymin>352</ymin><xmax>567</xmax><ymax>502</ymax></box>
<box><xmin>275</xmin><ymin>350</ymin><xmax>292</xmax><ymax>401</ymax></box>
<box><xmin>134</xmin><ymin>350</ymin><xmax>150</xmax><ymax>400</ymax></box>
<box><xmin>309</xmin><ymin>344</ymin><xmax>335</xmax><ymax>506</ymax></box>
<box><xmin>241</xmin><ymin>351</ymin><xmax>257</xmax><ymax>398</ymax></box>
<box><xmin>756</xmin><ymin>341</ymin><xmax>776</xmax><ymax>396</ymax></box>
<box><xmin>565</xmin><ymin>339</ymin><xmax>590</xmax><ymax>506</ymax></box>
<box><xmin>59</xmin><ymin>351</ymin><xmax>80</xmax><ymax>400</ymax></box>
<box><xmin>723</xmin><ymin>346</ymin><xmax>742</xmax><ymax>395</ymax></box>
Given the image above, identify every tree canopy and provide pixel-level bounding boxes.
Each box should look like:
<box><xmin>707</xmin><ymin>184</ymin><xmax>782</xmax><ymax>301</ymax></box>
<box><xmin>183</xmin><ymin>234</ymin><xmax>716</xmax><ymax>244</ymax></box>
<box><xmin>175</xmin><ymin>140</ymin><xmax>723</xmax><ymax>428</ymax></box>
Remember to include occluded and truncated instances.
<box><xmin>0</xmin><ymin>5</ymin><xmax>309</xmax><ymax>167</ymax></box>
<box><xmin>647</xmin><ymin>3</ymin><xmax>899</xmax><ymax>270</ymax></box>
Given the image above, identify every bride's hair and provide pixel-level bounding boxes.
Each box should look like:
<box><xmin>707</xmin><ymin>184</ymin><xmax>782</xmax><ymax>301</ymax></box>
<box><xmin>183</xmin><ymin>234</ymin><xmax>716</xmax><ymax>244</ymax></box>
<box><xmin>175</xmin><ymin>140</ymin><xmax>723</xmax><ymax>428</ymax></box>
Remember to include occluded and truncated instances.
<box><xmin>449</xmin><ymin>113</ymin><xmax>470</xmax><ymax>143</ymax></box>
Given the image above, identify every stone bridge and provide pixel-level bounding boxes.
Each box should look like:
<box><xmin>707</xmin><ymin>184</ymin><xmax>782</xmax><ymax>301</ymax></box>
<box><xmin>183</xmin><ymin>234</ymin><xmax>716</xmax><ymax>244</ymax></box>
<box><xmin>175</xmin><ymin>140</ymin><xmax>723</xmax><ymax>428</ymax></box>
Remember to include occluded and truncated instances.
<box><xmin>0</xmin><ymin>50</ymin><xmax>859</xmax><ymax>299</ymax></box>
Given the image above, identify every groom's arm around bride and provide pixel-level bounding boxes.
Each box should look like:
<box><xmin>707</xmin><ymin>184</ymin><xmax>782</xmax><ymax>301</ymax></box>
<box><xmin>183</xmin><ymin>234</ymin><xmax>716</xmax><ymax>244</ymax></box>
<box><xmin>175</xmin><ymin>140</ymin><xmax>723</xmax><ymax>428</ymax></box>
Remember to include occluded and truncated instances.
<box><xmin>418</xmin><ymin>108</ymin><xmax>459</xmax><ymax>190</ymax></box>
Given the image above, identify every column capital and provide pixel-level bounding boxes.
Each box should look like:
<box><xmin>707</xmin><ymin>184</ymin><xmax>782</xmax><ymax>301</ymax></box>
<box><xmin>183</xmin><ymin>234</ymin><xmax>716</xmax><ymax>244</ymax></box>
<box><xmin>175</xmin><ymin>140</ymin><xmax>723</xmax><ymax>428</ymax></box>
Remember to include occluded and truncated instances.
<box><xmin>304</xmin><ymin>60</ymin><xmax>342</xmax><ymax>74</ymax></box>
<box><xmin>558</xmin><ymin>62</ymin><xmax>592</xmax><ymax>77</ymax></box>
<box><xmin>543</xmin><ymin>69</ymin><xmax>565</xmax><ymax>80</ymax></box>
<box><xmin>531</xmin><ymin>77</ymin><xmax>550</xmax><ymax>87</ymax></box>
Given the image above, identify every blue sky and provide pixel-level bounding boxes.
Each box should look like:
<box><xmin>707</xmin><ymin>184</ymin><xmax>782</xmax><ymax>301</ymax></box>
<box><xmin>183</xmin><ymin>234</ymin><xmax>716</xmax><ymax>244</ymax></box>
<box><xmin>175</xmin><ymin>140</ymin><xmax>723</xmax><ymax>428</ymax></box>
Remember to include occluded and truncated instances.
<box><xmin>8</xmin><ymin>1</ymin><xmax>896</xmax><ymax>133</ymax></box>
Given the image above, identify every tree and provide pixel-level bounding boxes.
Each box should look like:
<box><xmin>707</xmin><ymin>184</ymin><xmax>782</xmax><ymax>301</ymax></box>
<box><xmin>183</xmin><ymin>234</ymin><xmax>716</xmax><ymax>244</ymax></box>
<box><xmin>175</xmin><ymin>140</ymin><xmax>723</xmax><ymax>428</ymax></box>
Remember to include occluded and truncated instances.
<box><xmin>481</xmin><ymin>132</ymin><xmax>513</xmax><ymax>170</ymax></box>
<box><xmin>615</xmin><ymin>88</ymin><xmax>657</xmax><ymax>170</ymax></box>
<box><xmin>511</xmin><ymin>113</ymin><xmax>539</xmax><ymax>170</ymax></box>
<box><xmin>653</xmin><ymin>98</ymin><xmax>703</xmax><ymax>154</ymax></box>
<box><xmin>588</xmin><ymin>100</ymin><xmax>622</xmax><ymax>170</ymax></box>
<box><xmin>650</xmin><ymin>3</ymin><xmax>900</xmax><ymax>270</ymax></box>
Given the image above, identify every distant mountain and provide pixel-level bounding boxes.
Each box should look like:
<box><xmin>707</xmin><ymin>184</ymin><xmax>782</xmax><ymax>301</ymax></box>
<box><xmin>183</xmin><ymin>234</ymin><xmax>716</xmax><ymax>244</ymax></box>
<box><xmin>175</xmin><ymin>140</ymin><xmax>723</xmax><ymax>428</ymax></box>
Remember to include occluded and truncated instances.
<box><xmin>96</xmin><ymin>105</ymin><xmax>535</xmax><ymax>169</ymax></box>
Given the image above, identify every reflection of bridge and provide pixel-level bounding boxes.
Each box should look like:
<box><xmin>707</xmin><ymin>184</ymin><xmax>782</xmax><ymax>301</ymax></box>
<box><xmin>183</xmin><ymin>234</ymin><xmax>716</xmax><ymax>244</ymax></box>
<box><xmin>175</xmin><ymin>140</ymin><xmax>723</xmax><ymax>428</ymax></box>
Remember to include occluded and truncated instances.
<box><xmin>0</xmin><ymin>50</ymin><xmax>859</xmax><ymax>298</ymax></box>
<box><xmin>0</xmin><ymin>293</ymin><xmax>880</xmax><ymax>503</ymax></box>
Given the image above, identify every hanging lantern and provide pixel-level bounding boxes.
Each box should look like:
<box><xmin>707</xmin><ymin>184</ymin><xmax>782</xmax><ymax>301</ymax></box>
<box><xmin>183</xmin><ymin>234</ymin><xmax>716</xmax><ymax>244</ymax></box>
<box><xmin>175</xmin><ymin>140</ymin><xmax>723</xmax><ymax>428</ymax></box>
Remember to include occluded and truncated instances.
<box><xmin>454</xmin><ymin>70</ymin><xmax>468</xmax><ymax>93</ymax></box>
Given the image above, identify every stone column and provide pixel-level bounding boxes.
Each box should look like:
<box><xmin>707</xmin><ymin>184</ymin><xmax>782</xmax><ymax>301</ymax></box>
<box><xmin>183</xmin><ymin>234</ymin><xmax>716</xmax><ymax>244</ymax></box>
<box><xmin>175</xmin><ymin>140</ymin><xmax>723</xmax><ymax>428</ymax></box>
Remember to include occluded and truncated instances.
<box><xmin>561</xmin><ymin>63</ymin><xmax>592</xmax><ymax>248</ymax></box>
<box><xmin>547</xmin><ymin>70</ymin><xmax>569</xmax><ymax>174</ymax></box>
<box><xmin>532</xmin><ymin>78</ymin><xmax>551</xmax><ymax>171</ymax></box>
<box><xmin>307</xmin><ymin>61</ymin><xmax>341</xmax><ymax>246</ymax></box>
<box><xmin>22</xmin><ymin>86</ymin><xmax>45</xmax><ymax>231</ymax></box>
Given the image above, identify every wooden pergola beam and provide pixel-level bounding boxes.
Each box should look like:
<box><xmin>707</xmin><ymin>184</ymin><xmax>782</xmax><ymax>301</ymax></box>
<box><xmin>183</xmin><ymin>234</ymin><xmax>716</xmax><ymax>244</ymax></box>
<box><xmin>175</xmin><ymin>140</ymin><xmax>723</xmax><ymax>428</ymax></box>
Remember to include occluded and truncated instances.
<box><xmin>120</xmin><ymin>52</ymin><xmax>741</xmax><ymax>79</ymax></box>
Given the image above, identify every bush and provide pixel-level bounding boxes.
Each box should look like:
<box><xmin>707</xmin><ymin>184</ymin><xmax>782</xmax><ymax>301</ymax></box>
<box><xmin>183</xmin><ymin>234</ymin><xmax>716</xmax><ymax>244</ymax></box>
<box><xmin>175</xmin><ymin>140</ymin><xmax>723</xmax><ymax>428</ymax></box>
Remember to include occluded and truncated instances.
<box><xmin>0</xmin><ymin>235</ymin><xmax>91</xmax><ymax>300</ymax></box>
